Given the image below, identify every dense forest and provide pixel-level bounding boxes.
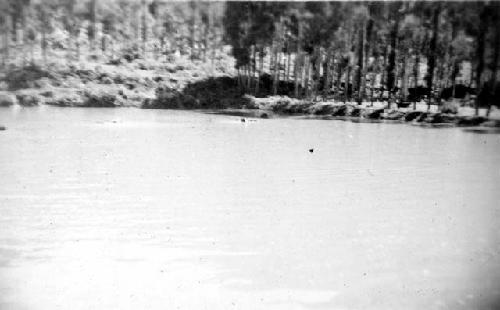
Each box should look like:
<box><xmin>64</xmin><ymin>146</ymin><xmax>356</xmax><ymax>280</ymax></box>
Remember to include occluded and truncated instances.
<box><xmin>0</xmin><ymin>1</ymin><xmax>499</xmax><ymax>115</ymax></box>
<box><xmin>0</xmin><ymin>0</ymin><xmax>226</xmax><ymax>65</ymax></box>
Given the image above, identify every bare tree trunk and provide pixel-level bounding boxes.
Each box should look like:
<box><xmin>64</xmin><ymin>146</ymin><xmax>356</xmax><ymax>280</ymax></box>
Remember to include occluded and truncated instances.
<box><xmin>361</xmin><ymin>18</ymin><xmax>373</xmax><ymax>106</ymax></box>
<box><xmin>468</xmin><ymin>65</ymin><xmax>475</xmax><ymax>98</ymax></box>
<box><xmin>30</xmin><ymin>39</ymin><xmax>35</xmax><ymax>65</ymax></box>
<box><xmin>76</xmin><ymin>28</ymin><xmax>81</xmax><ymax>62</ymax></box>
<box><xmin>272</xmin><ymin>44</ymin><xmax>280</xmax><ymax>95</ymax></box>
<box><xmin>323</xmin><ymin>50</ymin><xmax>332</xmax><ymax>98</ymax></box>
<box><xmin>237</xmin><ymin>68</ymin><xmax>242</xmax><ymax>92</ymax></box>
<box><xmin>370</xmin><ymin>71</ymin><xmax>376</xmax><ymax>106</ymax></box>
<box><xmin>189</xmin><ymin>1</ymin><xmax>196</xmax><ymax>60</ymax></box>
<box><xmin>246</xmin><ymin>65</ymin><xmax>252</xmax><ymax>91</ymax></box>
<box><xmin>311</xmin><ymin>46</ymin><xmax>321</xmax><ymax>101</ymax></box>
<box><xmin>475</xmin><ymin>6</ymin><xmax>488</xmax><ymax>116</ymax></box>
<box><xmin>401</xmin><ymin>55</ymin><xmax>409</xmax><ymax>102</ymax></box>
<box><xmin>448</xmin><ymin>19</ymin><xmax>459</xmax><ymax>100</ymax></box>
<box><xmin>380</xmin><ymin>46</ymin><xmax>388</xmax><ymax>101</ymax></box>
<box><xmin>356</xmin><ymin>22</ymin><xmax>365</xmax><ymax>105</ymax></box>
<box><xmin>41</xmin><ymin>10</ymin><xmax>48</xmax><ymax>66</ymax></box>
<box><xmin>413</xmin><ymin>53</ymin><xmax>420</xmax><ymax>110</ymax></box>
<box><xmin>294</xmin><ymin>53</ymin><xmax>302</xmax><ymax>98</ymax></box>
<box><xmin>3</xmin><ymin>16</ymin><xmax>11</xmax><ymax>68</ymax></box>
<box><xmin>11</xmin><ymin>13</ymin><xmax>17</xmax><ymax>45</ymax></box>
<box><xmin>203</xmin><ymin>7</ymin><xmax>210</xmax><ymax>62</ymax></box>
<box><xmin>386</xmin><ymin>17</ymin><xmax>399</xmax><ymax>109</ymax></box>
<box><xmin>279</xmin><ymin>51</ymin><xmax>284</xmax><ymax>84</ymax></box>
<box><xmin>451</xmin><ymin>60</ymin><xmax>458</xmax><ymax>99</ymax></box>
<box><xmin>65</xmin><ymin>0</ymin><xmax>76</xmax><ymax>64</ymax></box>
<box><xmin>285</xmin><ymin>51</ymin><xmax>291</xmax><ymax>83</ymax></box>
<box><xmin>336</xmin><ymin>62</ymin><xmax>342</xmax><ymax>101</ymax></box>
<box><xmin>303</xmin><ymin>55</ymin><xmax>310</xmax><ymax>98</ymax></box>
<box><xmin>487</xmin><ymin>15</ymin><xmax>500</xmax><ymax>117</ymax></box>
<box><xmin>251</xmin><ymin>45</ymin><xmax>257</xmax><ymax>91</ymax></box>
<box><xmin>255</xmin><ymin>48</ymin><xmax>264</xmax><ymax>96</ymax></box>
<box><xmin>210</xmin><ymin>27</ymin><xmax>216</xmax><ymax>70</ymax></box>
<box><xmin>134</xmin><ymin>8</ymin><xmax>141</xmax><ymax>52</ymax></box>
<box><xmin>436</xmin><ymin>60</ymin><xmax>447</xmax><ymax>108</ymax></box>
<box><xmin>294</xmin><ymin>20</ymin><xmax>302</xmax><ymax>98</ymax></box>
<box><xmin>426</xmin><ymin>5</ymin><xmax>440</xmax><ymax>111</ymax></box>
<box><xmin>269</xmin><ymin>45</ymin><xmax>274</xmax><ymax>74</ymax></box>
<box><xmin>141</xmin><ymin>0</ymin><xmax>148</xmax><ymax>59</ymax></box>
<box><xmin>20</xmin><ymin>5</ymin><xmax>26</xmax><ymax>67</ymax></box>
<box><xmin>89</xmin><ymin>0</ymin><xmax>97</xmax><ymax>52</ymax></box>
<box><xmin>345</xmin><ymin>66</ymin><xmax>351</xmax><ymax>103</ymax></box>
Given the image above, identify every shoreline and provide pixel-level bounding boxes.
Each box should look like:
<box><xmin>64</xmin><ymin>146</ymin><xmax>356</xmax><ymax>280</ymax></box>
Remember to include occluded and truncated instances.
<box><xmin>2</xmin><ymin>99</ymin><xmax>500</xmax><ymax>132</ymax></box>
<box><xmin>1</xmin><ymin>59</ymin><xmax>499</xmax><ymax>131</ymax></box>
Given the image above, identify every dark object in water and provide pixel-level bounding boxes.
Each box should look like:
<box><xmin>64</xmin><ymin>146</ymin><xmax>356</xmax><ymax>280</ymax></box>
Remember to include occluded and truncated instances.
<box><xmin>0</xmin><ymin>125</ymin><xmax>6</xmax><ymax>131</ymax></box>
<box><xmin>260</xmin><ymin>113</ymin><xmax>269</xmax><ymax>119</ymax></box>
<box><xmin>309</xmin><ymin>148</ymin><xmax>314</xmax><ymax>153</ymax></box>
<box><xmin>241</xmin><ymin>118</ymin><xmax>246</xmax><ymax>123</ymax></box>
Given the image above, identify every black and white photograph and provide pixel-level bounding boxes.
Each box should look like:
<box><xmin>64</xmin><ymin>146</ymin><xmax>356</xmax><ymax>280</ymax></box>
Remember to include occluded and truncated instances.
<box><xmin>0</xmin><ymin>0</ymin><xmax>499</xmax><ymax>309</ymax></box>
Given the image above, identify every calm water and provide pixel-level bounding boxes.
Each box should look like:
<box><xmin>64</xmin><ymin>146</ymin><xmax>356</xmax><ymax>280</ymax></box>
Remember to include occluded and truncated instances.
<box><xmin>0</xmin><ymin>106</ymin><xmax>499</xmax><ymax>310</ymax></box>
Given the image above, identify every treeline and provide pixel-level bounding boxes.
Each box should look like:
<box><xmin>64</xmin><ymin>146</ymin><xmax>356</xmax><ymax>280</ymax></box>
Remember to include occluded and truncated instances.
<box><xmin>0</xmin><ymin>0</ymin><xmax>225</xmax><ymax>66</ymax></box>
<box><xmin>223</xmin><ymin>1</ymin><xmax>500</xmax><ymax>115</ymax></box>
<box><xmin>0</xmin><ymin>1</ymin><xmax>499</xmax><ymax>115</ymax></box>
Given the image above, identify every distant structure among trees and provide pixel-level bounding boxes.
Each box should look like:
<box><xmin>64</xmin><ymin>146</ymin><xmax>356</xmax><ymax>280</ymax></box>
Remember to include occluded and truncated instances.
<box><xmin>0</xmin><ymin>1</ymin><xmax>499</xmax><ymax>114</ymax></box>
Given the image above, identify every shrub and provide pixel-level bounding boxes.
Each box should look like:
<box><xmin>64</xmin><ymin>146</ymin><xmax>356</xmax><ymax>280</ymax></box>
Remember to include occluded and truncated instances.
<box><xmin>82</xmin><ymin>89</ymin><xmax>118</xmax><ymax>107</ymax></box>
<box><xmin>456</xmin><ymin>116</ymin><xmax>487</xmax><ymax>126</ymax></box>
<box><xmin>0</xmin><ymin>92</ymin><xmax>17</xmax><ymax>106</ymax></box>
<box><xmin>332</xmin><ymin>105</ymin><xmax>350</xmax><ymax>116</ymax></box>
<box><xmin>365</xmin><ymin>108</ymin><xmax>385</xmax><ymax>119</ymax></box>
<box><xmin>440</xmin><ymin>101</ymin><xmax>459</xmax><ymax>114</ymax></box>
<box><xmin>45</xmin><ymin>91</ymin><xmax>83</xmax><ymax>107</ymax></box>
<box><xmin>6</xmin><ymin>65</ymin><xmax>55</xmax><ymax>90</ymax></box>
<box><xmin>16</xmin><ymin>91</ymin><xmax>42</xmax><ymax>106</ymax></box>
<box><xmin>350</xmin><ymin>107</ymin><xmax>362</xmax><ymax>117</ymax></box>
<box><xmin>313</xmin><ymin>104</ymin><xmax>336</xmax><ymax>115</ymax></box>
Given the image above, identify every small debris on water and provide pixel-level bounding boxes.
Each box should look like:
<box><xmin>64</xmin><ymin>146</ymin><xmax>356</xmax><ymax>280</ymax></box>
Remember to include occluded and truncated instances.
<box><xmin>309</xmin><ymin>148</ymin><xmax>314</xmax><ymax>153</ymax></box>
<box><xmin>0</xmin><ymin>125</ymin><xmax>6</xmax><ymax>131</ymax></box>
<box><xmin>241</xmin><ymin>118</ymin><xmax>246</xmax><ymax>123</ymax></box>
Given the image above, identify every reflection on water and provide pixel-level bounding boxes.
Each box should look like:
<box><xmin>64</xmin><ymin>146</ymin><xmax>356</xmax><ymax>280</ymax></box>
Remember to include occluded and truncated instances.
<box><xmin>0</xmin><ymin>106</ymin><xmax>499</xmax><ymax>310</ymax></box>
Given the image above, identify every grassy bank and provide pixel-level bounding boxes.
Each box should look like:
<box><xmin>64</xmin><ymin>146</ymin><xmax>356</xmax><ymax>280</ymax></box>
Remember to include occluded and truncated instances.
<box><xmin>0</xmin><ymin>50</ymin><xmax>235</xmax><ymax>109</ymax></box>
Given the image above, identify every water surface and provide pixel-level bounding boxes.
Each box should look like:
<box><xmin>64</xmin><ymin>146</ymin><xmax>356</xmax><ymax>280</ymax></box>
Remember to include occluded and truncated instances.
<box><xmin>1</xmin><ymin>106</ymin><xmax>499</xmax><ymax>310</ymax></box>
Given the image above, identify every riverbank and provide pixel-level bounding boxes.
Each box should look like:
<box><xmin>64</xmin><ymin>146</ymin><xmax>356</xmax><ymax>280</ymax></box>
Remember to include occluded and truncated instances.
<box><xmin>1</xmin><ymin>54</ymin><xmax>499</xmax><ymax>130</ymax></box>
<box><xmin>245</xmin><ymin>95</ymin><xmax>500</xmax><ymax>128</ymax></box>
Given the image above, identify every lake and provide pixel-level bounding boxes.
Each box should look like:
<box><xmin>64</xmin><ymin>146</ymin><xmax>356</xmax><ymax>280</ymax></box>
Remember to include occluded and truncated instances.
<box><xmin>0</xmin><ymin>106</ymin><xmax>499</xmax><ymax>310</ymax></box>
